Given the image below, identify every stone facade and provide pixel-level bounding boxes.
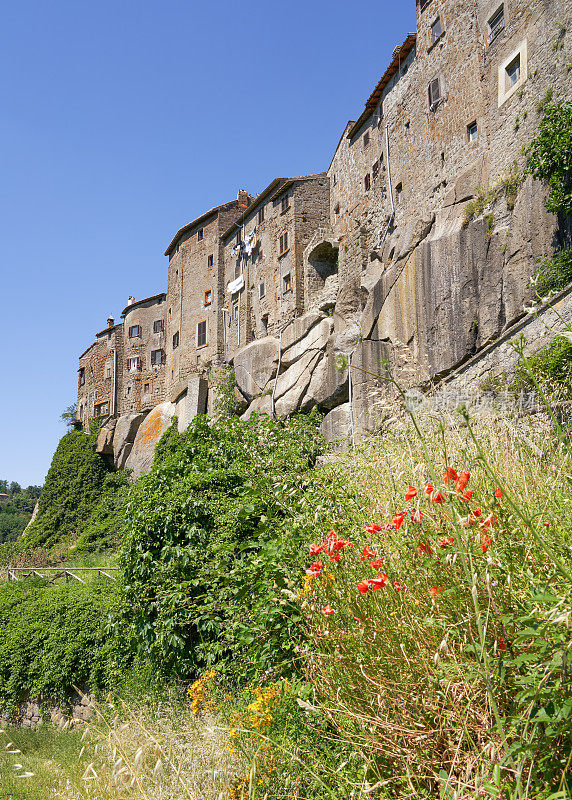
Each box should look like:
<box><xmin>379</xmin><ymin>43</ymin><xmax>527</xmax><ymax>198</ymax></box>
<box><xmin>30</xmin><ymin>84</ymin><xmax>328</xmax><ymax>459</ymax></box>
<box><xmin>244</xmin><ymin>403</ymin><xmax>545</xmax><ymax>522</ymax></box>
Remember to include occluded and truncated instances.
<box><xmin>77</xmin><ymin>0</ymin><xmax>571</xmax><ymax>465</ymax></box>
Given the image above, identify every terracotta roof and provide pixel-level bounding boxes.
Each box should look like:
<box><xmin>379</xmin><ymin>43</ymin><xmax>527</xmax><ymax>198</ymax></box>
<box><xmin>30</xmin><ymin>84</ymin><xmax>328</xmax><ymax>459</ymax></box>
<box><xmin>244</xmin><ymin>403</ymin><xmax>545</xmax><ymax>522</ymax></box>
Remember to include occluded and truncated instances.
<box><xmin>221</xmin><ymin>173</ymin><xmax>328</xmax><ymax>241</ymax></box>
<box><xmin>164</xmin><ymin>199</ymin><xmax>248</xmax><ymax>256</ymax></box>
<box><xmin>121</xmin><ymin>292</ymin><xmax>166</xmax><ymax>318</ymax></box>
<box><xmin>347</xmin><ymin>33</ymin><xmax>417</xmax><ymax>140</ymax></box>
<box><xmin>95</xmin><ymin>322</ymin><xmax>123</xmax><ymax>338</ymax></box>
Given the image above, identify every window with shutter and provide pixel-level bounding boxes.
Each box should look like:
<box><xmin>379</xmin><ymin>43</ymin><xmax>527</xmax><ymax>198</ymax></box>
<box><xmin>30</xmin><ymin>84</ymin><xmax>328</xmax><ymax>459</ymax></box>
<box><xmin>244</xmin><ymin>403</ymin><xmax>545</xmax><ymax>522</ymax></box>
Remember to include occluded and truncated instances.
<box><xmin>197</xmin><ymin>228</ymin><xmax>204</xmax><ymax>241</ymax></box>
<box><xmin>153</xmin><ymin>319</ymin><xmax>163</xmax><ymax>333</ymax></box>
<box><xmin>173</xmin><ymin>331</ymin><xmax>179</xmax><ymax>349</ymax></box>
<box><xmin>258</xmin><ymin>206</ymin><xmax>264</xmax><ymax>224</ymax></box>
<box><xmin>428</xmin><ymin>77</ymin><xmax>441</xmax><ymax>108</ymax></box>
<box><xmin>197</xmin><ymin>321</ymin><xmax>207</xmax><ymax>347</ymax></box>
<box><xmin>259</xmin><ymin>282</ymin><xmax>265</xmax><ymax>299</ymax></box>
<box><xmin>430</xmin><ymin>16</ymin><xmax>442</xmax><ymax>45</ymax></box>
<box><xmin>151</xmin><ymin>349</ymin><xmax>165</xmax><ymax>366</ymax></box>
<box><xmin>207</xmin><ymin>254</ymin><xmax>213</xmax><ymax>267</ymax></box>
<box><xmin>363</xmin><ymin>131</ymin><xmax>370</xmax><ymax>148</ymax></box>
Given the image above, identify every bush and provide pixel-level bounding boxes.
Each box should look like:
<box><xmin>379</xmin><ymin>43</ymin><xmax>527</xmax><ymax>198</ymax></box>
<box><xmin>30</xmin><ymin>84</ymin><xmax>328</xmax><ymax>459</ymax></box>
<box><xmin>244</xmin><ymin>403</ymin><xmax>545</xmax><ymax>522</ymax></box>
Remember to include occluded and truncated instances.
<box><xmin>525</xmin><ymin>99</ymin><xmax>572</xmax><ymax>216</ymax></box>
<box><xmin>118</xmin><ymin>412</ymin><xmax>353</xmax><ymax>684</ymax></box>
<box><xmin>530</xmin><ymin>248</ymin><xmax>572</xmax><ymax>297</ymax></box>
<box><xmin>509</xmin><ymin>334</ymin><xmax>572</xmax><ymax>399</ymax></box>
<box><xmin>0</xmin><ymin>578</ymin><xmax>129</xmax><ymax>713</ymax></box>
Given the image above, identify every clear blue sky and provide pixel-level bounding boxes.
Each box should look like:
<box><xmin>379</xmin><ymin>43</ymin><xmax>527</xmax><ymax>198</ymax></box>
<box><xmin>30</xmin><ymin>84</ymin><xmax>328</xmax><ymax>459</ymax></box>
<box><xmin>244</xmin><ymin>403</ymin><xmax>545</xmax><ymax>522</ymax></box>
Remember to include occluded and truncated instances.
<box><xmin>0</xmin><ymin>0</ymin><xmax>416</xmax><ymax>488</ymax></box>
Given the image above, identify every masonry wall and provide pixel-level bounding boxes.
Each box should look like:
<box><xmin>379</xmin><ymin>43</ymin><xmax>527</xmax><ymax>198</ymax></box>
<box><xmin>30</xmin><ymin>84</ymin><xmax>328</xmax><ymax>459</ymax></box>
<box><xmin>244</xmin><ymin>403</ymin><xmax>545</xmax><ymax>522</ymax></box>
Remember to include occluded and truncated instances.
<box><xmin>77</xmin><ymin>323</ymin><xmax>123</xmax><ymax>427</ymax></box>
<box><xmin>121</xmin><ymin>295</ymin><xmax>167</xmax><ymax>414</ymax></box>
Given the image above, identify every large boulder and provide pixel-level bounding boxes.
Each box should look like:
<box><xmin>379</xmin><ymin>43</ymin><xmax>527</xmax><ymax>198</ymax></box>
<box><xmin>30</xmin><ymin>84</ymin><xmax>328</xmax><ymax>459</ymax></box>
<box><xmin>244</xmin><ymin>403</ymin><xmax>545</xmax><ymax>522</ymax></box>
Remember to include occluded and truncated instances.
<box><xmin>241</xmin><ymin>394</ymin><xmax>273</xmax><ymax>420</ymax></box>
<box><xmin>233</xmin><ymin>337</ymin><xmax>280</xmax><ymax>402</ymax></box>
<box><xmin>281</xmin><ymin>317</ymin><xmax>333</xmax><ymax>366</ymax></box>
<box><xmin>274</xmin><ymin>350</ymin><xmax>323</xmax><ymax>418</ymax></box>
<box><xmin>300</xmin><ymin>334</ymin><xmax>349</xmax><ymax>410</ymax></box>
<box><xmin>124</xmin><ymin>402</ymin><xmax>176</xmax><ymax>479</ymax></box>
<box><xmin>320</xmin><ymin>403</ymin><xmax>353</xmax><ymax>443</ymax></box>
<box><xmin>281</xmin><ymin>311</ymin><xmax>326</xmax><ymax>351</ymax></box>
<box><xmin>96</xmin><ymin>418</ymin><xmax>116</xmax><ymax>456</ymax></box>
<box><xmin>112</xmin><ymin>412</ymin><xmax>147</xmax><ymax>469</ymax></box>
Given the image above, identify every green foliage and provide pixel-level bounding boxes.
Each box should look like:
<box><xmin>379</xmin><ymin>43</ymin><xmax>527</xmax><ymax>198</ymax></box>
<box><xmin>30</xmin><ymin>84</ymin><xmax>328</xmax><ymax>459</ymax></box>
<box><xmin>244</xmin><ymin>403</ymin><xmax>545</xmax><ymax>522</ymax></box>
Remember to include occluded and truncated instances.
<box><xmin>118</xmin><ymin>411</ymin><xmax>348</xmax><ymax>683</ymax></box>
<box><xmin>212</xmin><ymin>365</ymin><xmax>243</xmax><ymax>417</ymax></box>
<box><xmin>0</xmin><ymin>483</ymin><xmax>42</xmax><ymax>544</ymax></box>
<box><xmin>74</xmin><ymin>470</ymin><xmax>130</xmax><ymax>553</ymax></box>
<box><xmin>60</xmin><ymin>403</ymin><xmax>77</xmax><ymax>430</ymax></box>
<box><xmin>462</xmin><ymin>167</ymin><xmax>524</xmax><ymax>226</ymax></box>
<box><xmin>525</xmin><ymin>100</ymin><xmax>572</xmax><ymax>216</ymax></box>
<box><xmin>0</xmin><ymin>578</ymin><xmax>128</xmax><ymax>713</ymax></box>
<box><xmin>509</xmin><ymin>334</ymin><xmax>572</xmax><ymax>398</ymax></box>
<box><xmin>21</xmin><ymin>430</ymin><xmax>114</xmax><ymax>552</ymax></box>
<box><xmin>530</xmin><ymin>248</ymin><xmax>572</xmax><ymax>297</ymax></box>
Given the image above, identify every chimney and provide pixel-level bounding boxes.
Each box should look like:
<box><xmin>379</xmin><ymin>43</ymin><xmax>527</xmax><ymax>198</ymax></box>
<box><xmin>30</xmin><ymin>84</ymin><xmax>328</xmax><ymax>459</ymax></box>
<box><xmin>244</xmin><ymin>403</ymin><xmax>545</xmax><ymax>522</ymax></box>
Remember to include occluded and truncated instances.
<box><xmin>127</xmin><ymin>296</ymin><xmax>135</xmax><ymax>306</ymax></box>
<box><xmin>237</xmin><ymin>189</ymin><xmax>249</xmax><ymax>208</ymax></box>
<box><xmin>107</xmin><ymin>316</ymin><xmax>114</xmax><ymax>328</ymax></box>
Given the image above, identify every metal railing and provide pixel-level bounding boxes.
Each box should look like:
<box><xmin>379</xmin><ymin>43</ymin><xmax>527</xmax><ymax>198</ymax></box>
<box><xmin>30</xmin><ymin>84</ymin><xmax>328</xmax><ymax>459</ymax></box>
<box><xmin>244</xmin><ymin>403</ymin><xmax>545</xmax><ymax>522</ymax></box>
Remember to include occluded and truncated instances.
<box><xmin>5</xmin><ymin>567</ymin><xmax>119</xmax><ymax>584</ymax></box>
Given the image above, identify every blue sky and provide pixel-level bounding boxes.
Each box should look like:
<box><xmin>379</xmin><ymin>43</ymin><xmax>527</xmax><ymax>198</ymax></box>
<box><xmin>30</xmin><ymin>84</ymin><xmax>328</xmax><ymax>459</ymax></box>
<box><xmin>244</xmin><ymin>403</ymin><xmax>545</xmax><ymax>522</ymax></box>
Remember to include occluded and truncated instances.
<box><xmin>0</xmin><ymin>0</ymin><xmax>416</xmax><ymax>487</ymax></box>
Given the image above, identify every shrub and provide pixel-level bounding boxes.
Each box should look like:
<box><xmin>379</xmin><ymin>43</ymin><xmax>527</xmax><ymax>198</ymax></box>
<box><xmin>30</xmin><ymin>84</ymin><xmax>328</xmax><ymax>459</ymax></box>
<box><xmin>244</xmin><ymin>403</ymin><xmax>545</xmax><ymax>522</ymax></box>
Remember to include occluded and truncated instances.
<box><xmin>118</xmin><ymin>411</ymin><xmax>353</xmax><ymax>684</ymax></box>
<box><xmin>530</xmin><ymin>248</ymin><xmax>572</xmax><ymax>297</ymax></box>
<box><xmin>525</xmin><ymin>99</ymin><xmax>572</xmax><ymax>216</ymax></box>
<box><xmin>509</xmin><ymin>333</ymin><xmax>572</xmax><ymax>399</ymax></box>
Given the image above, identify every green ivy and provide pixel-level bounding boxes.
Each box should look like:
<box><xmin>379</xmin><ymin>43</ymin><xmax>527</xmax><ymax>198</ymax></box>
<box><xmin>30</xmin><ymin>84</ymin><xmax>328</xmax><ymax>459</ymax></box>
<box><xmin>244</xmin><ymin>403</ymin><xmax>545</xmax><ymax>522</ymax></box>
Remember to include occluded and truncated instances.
<box><xmin>117</xmin><ymin>411</ymin><xmax>354</xmax><ymax>684</ymax></box>
<box><xmin>530</xmin><ymin>248</ymin><xmax>572</xmax><ymax>298</ymax></box>
<box><xmin>525</xmin><ymin>100</ymin><xmax>572</xmax><ymax>216</ymax></box>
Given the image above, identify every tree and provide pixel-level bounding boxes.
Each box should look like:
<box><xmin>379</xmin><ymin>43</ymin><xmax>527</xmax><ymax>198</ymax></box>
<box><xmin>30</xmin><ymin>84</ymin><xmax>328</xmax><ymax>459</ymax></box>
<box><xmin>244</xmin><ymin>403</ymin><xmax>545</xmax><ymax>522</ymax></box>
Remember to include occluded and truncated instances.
<box><xmin>9</xmin><ymin>482</ymin><xmax>21</xmax><ymax>495</ymax></box>
<box><xmin>61</xmin><ymin>403</ymin><xmax>78</xmax><ymax>430</ymax></box>
<box><xmin>525</xmin><ymin>100</ymin><xmax>572</xmax><ymax>216</ymax></box>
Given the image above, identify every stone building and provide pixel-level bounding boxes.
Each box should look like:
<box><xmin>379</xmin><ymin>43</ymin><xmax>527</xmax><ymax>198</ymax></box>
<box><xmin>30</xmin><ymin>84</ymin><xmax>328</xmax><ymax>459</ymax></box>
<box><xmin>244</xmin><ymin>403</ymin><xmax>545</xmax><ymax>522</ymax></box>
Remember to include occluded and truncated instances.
<box><xmin>77</xmin><ymin>0</ymin><xmax>571</xmax><ymax>467</ymax></box>
<box><xmin>120</xmin><ymin>293</ymin><xmax>167</xmax><ymax>414</ymax></box>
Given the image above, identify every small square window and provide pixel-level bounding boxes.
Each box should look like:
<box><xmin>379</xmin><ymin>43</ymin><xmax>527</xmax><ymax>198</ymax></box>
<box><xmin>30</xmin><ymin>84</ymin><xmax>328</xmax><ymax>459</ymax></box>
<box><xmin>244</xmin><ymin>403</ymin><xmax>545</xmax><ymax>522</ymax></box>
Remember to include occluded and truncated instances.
<box><xmin>283</xmin><ymin>273</ymin><xmax>292</xmax><ymax>294</ymax></box>
<box><xmin>197</xmin><ymin>320</ymin><xmax>207</xmax><ymax>347</ymax></box>
<box><xmin>430</xmin><ymin>16</ymin><xmax>442</xmax><ymax>45</ymax></box>
<box><xmin>105</xmin><ymin>364</ymin><xmax>112</xmax><ymax>379</ymax></box>
<box><xmin>197</xmin><ymin>228</ymin><xmax>204</xmax><ymax>241</ymax></box>
<box><xmin>235</xmin><ymin>261</ymin><xmax>241</xmax><ymax>278</ymax></box>
<box><xmin>363</xmin><ymin>131</ymin><xmax>370</xmax><ymax>148</ymax></box>
<box><xmin>281</xmin><ymin>194</ymin><xmax>289</xmax><ymax>213</ymax></box>
<box><xmin>259</xmin><ymin>281</ymin><xmax>265</xmax><ymax>299</ymax></box>
<box><xmin>128</xmin><ymin>324</ymin><xmax>141</xmax><ymax>338</ymax></box>
<box><xmin>488</xmin><ymin>5</ymin><xmax>504</xmax><ymax>44</ymax></box>
<box><xmin>204</xmin><ymin>289</ymin><xmax>212</xmax><ymax>306</ymax></box>
<box><xmin>153</xmin><ymin>319</ymin><xmax>163</xmax><ymax>334</ymax></box>
<box><xmin>144</xmin><ymin>383</ymin><xmax>150</xmax><ymax>393</ymax></box>
<box><xmin>172</xmin><ymin>331</ymin><xmax>179</xmax><ymax>349</ymax></box>
<box><xmin>258</xmin><ymin>206</ymin><xmax>264</xmax><ymax>224</ymax></box>
<box><xmin>233</xmin><ymin>302</ymin><xmax>239</xmax><ymax>320</ymax></box>
<box><xmin>333</xmin><ymin>173</ymin><xmax>337</xmax><ymax>186</ymax></box>
<box><xmin>467</xmin><ymin>121</ymin><xmax>478</xmax><ymax>142</ymax></box>
<box><xmin>505</xmin><ymin>55</ymin><xmax>521</xmax><ymax>90</ymax></box>
<box><xmin>364</xmin><ymin>173</ymin><xmax>371</xmax><ymax>192</ymax></box>
<box><xmin>79</xmin><ymin>368</ymin><xmax>85</xmax><ymax>386</ymax></box>
<box><xmin>151</xmin><ymin>349</ymin><xmax>165</xmax><ymax>366</ymax></box>
<box><xmin>207</xmin><ymin>254</ymin><xmax>214</xmax><ymax>267</ymax></box>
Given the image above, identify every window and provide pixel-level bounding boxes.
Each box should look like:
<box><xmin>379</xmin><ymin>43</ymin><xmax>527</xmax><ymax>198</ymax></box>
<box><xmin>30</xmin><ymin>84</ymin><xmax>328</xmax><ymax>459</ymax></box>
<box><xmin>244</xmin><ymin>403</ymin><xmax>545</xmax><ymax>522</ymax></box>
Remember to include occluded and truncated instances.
<box><xmin>233</xmin><ymin>302</ymin><xmax>239</xmax><ymax>320</ymax></box>
<box><xmin>505</xmin><ymin>55</ymin><xmax>521</xmax><ymax>90</ymax></box>
<box><xmin>428</xmin><ymin>76</ymin><xmax>442</xmax><ymax>109</ymax></box>
<box><xmin>204</xmin><ymin>289</ymin><xmax>212</xmax><ymax>305</ymax></box>
<box><xmin>151</xmin><ymin>349</ymin><xmax>165</xmax><ymax>366</ymax></box>
<box><xmin>405</xmin><ymin>120</ymin><xmax>410</xmax><ymax>135</ymax></box>
<box><xmin>95</xmin><ymin>402</ymin><xmax>108</xmax><ymax>416</ymax></box>
<box><xmin>144</xmin><ymin>383</ymin><xmax>150</xmax><ymax>393</ymax></box>
<box><xmin>153</xmin><ymin>319</ymin><xmax>164</xmax><ymax>333</ymax></box>
<box><xmin>207</xmin><ymin>254</ymin><xmax>214</xmax><ymax>267</ymax></box>
<box><xmin>498</xmin><ymin>42</ymin><xmax>527</xmax><ymax>106</ymax></box>
<box><xmin>197</xmin><ymin>228</ymin><xmax>204</xmax><ymax>241</ymax></box>
<box><xmin>333</xmin><ymin>173</ymin><xmax>337</xmax><ymax>186</ymax></box>
<box><xmin>79</xmin><ymin>368</ymin><xmax>85</xmax><ymax>386</ymax></box>
<box><xmin>467</xmin><ymin>121</ymin><xmax>478</xmax><ymax>142</ymax></box>
<box><xmin>197</xmin><ymin>320</ymin><xmax>207</xmax><ymax>347</ymax></box>
<box><xmin>395</xmin><ymin>183</ymin><xmax>403</xmax><ymax>204</ymax></box>
<box><xmin>279</xmin><ymin>230</ymin><xmax>289</xmax><ymax>255</ymax></box>
<box><xmin>281</xmin><ymin>194</ymin><xmax>289</xmax><ymax>213</ymax></box>
<box><xmin>127</xmin><ymin>357</ymin><xmax>141</xmax><ymax>372</ymax></box>
<box><xmin>487</xmin><ymin>5</ymin><xmax>504</xmax><ymax>44</ymax></box>
<box><xmin>430</xmin><ymin>16</ymin><xmax>442</xmax><ymax>45</ymax></box>
<box><xmin>259</xmin><ymin>281</ymin><xmax>265</xmax><ymax>299</ymax></box>
<box><xmin>105</xmin><ymin>363</ymin><xmax>112</xmax><ymax>379</ymax></box>
<box><xmin>372</xmin><ymin>160</ymin><xmax>380</xmax><ymax>180</ymax></box>
<box><xmin>172</xmin><ymin>331</ymin><xmax>179</xmax><ymax>349</ymax></box>
<box><xmin>364</xmin><ymin>173</ymin><xmax>371</xmax><ymax>192</ymax></box>
<box><xmin>363</xmin><ymin>131</ymin><xmax>370</xmax><ymax>148</ymax></box>
<box><xmin>258</xmin><ymin>206</ymin><xmax>265</xmax><ymax>224</ymax></box>
<box><xmin>334</xmin><ymin>203</ymin><xmax>340</xmax><ymax>215</ymax></box>
<box><xmin>128</xmin><ymin>324</ymin><xmax>141</xmax><ymax>338</ymax></box>
<box><xmin>236</xmin><ymin>229</ymin><xmax>242</xmax><ymax>244</ymax></box>
<box><xmin>283</xmin><ymin>273</ymin><xmax>292</xmax><ymax>294</ymax></box>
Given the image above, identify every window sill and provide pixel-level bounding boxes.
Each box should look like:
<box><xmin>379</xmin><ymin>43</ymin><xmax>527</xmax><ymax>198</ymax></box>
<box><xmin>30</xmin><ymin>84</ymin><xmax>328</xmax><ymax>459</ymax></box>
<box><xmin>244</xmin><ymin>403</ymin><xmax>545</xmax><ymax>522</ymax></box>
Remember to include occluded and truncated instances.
<box><xmin>278</xmin><ymin>248</ymin><xmax>290</xmax><ymax>259</ymax></box>
<box><xmin>196</xmin><ymin>344</ymin><xmax>209</xmax><ymax>350</ymax></box>
<box><xmin>280</xmin><ymin>206</ymin><xmax>291</xmax><ymax>215</ymax></box>
<box><xmin>282</xmin><ymin>289</ymin><xmax>293</xmax><ymax>296</ymax></box>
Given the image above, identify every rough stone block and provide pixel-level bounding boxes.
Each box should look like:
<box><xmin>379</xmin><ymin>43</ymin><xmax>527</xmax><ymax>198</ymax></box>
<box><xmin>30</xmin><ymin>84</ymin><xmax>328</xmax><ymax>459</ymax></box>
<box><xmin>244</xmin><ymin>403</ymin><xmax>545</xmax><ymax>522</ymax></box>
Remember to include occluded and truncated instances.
<box><xmin>176</xmin><ymin>375</ymin><xmax>209</xmax><ymax>432</ymax></box>
<box><xmin>281</xmin><ymin>311</ymin><xmax>326</xmax><ymax>351</ymax></box>
<box><xmin>234</xmin><ymin>337</ymin><xmax>280</xmax><ymax>402</ymax></box>
<box><xmin>112</xmin><ymin>412</ymin><xmax>147</xmax><ymax>465</ymax></box>
<box><xmin>274</xmin><ymin>350</ymin><xmax>323</xmax><ymax>418</ymax></box>
<box><xmin>125</xmin><ymin>402</ymin><xmax>176</xmax><ymax>479</ymax></box>
<box><xmin>281</xmin><ymin>317</ymin><xmax>332</xmax><ymax>366</ymax></box>
<box><xmin>320</xmin><ymin>403</ymin><xmax>352</xmax><ymax>442</ymax></box>
<box><xmin>241</xmin><ymin>394</ymin><xmax>273</xmax><ymax>420</ymax></box>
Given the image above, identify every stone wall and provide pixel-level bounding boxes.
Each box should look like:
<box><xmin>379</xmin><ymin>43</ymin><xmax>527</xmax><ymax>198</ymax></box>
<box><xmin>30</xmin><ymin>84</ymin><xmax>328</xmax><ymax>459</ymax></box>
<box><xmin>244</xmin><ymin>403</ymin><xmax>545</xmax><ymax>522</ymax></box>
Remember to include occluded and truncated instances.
<box><xmin>0</xmin><ymin>688</ymin><xmax>94</xmax><ymax>729</ymax></box>
<box><xmin>120</xmin><ymin>294</ymin><xmax>167</xmax><ymax>414</ymax></box>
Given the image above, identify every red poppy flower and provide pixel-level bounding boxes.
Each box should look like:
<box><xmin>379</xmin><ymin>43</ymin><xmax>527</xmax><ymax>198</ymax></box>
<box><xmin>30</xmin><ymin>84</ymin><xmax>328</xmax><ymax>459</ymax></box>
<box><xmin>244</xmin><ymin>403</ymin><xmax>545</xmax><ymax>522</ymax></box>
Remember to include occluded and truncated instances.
<box><xmin>424</xmin><ymin>483</ymin><xmax>434</xmax><ymax>495</ymax></box>
<box><xmin>321</xmin><ymin>605</ymin><xmax>335</xmax><ymax>615</ymax></box>
<box><xmin>332</xmin><ymin>538</ymin><xmax>350</xmax><ymax>552</ymax></box>
<box><xmin>455</xmin><ymin>472</ymin><xmax>470</xmax><ymax>492</ymax></box>
<box><xmin>366</xmin><ymin>523</ymin><xmax>382</xmax><ymax>533</ymax></box>
<box><xmin>472</xmin><ymin>508</ymin><xmax>482</xmax><ymax>518</ymax></box>
<box><xmin>392</xmin><ymin>514</ymin><xmax>405</xmax><ymax>530</ymax></box>
<box><xmin>432</xmin><ymin>492</ymin><xmax>446</xmax><ymax>503</ymax></box>
<box><xmin>353</xmin><ymin>613</ymin><xmax>365</xmax><ymax>622</ymax></box>
<box><xmin>393</xmin><ymin>581</ymin><xmax>403</xmax><ymax>591</ymax></box>
<box><xmin>542</xmin><ymin>522</ymin><xmax>550</xmax><ymax>528</ymax></box>
<box><xmin>360</xmin><ymin>545</ymin><xmax>376</xmax><ymax>561</ymax></box>
<box><xmin>498</xmin><ymin>636</ymin><xmax>507</xmax><ymax>651</ymax></box>
<box><xmin>369</xmin><ymin>573</ymin><xmax>389</xmax><ymax>590</ymax></box>
<box><xmin>494</xmin><ymin>488</ymin><xmax>503</xmax><ymax>498</ymax></box>
<box><xmin>357</xmin><ymin>580</ymin><xmax>370</xmax><ymax>594</ymax></box>
<box><xmin>443</xmin><ymin>467</ymin><xmax>458</xmax><ymax>482</ymax></box>
<box><xmin>306</xmin><ymin>560</ymin><xmax>323</xmax><ymax>576</ymax></box>
<box><xmin>438</xmin><ymin>535</ymin><xmax>455</xmax><ymax>548</ymax></box>
<box><xmin>404</xmin><ymin>485</ymin><xmax>417</xmax><ymax>501</ymax></box>
<box><xmin>330</xmin><ymin>553</ymin><xmax>341</xmax><ymax>562</ymax></box>
<box><xmin>480</xmin><ymin>533</ymin><xmax>493</xmax><ymax>552</ymax></box>
<box><xmin>482</xmin><ymin>514</ymin><xmax>498</xmax><ymax>530</ymax></box>
<box><xmin>382</xmin><ymin>523</ymin><xmax>394</xmax><ymax>530</ymax></box>
<box><xmin>309</xmin><ymin>543</ymin><xmax>323</xmax><ymax>556</ymax></box>
<box><xmin>410</xmin><ymin>509</ymin><xmax>424</xmax><ymax>522</ymax></box>
<box><xmin>370</xmin><ymin>558</ymin><xmax>384</xmax><ymax>569</ymax></box>
<box><xmin>460</xmin><ymin>489</ymin><xmax>473</xmax><ymax>501</ymax></box>
<box><xmin>417</xmin><ymin>540</ymin><xmax>433</xmax><ymax>555</ymax></box>
<box><xmin>429</xmin><ymin>586</ymin><xmax>443</xmax><ymax>596</ymax></box>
